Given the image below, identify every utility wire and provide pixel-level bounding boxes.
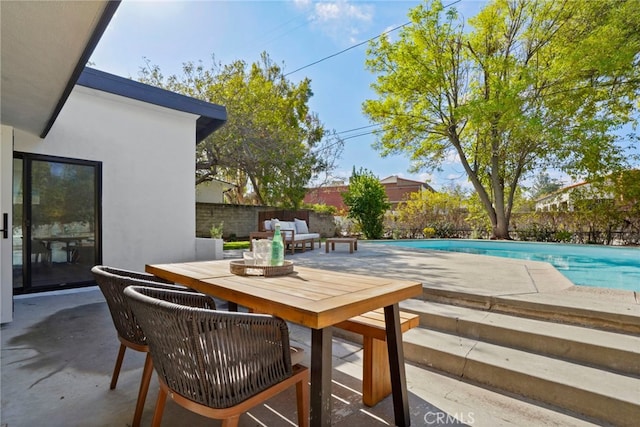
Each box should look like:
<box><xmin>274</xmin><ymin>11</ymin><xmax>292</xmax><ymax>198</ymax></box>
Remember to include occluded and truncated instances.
<box><xmin>284</xmin><ymin>0</ymin><xmax>462</xmax><ymax>77</ymax></box>
<box><xmin>336</xmin><ymin>124</ymin><xmax>380</xmax><ymax>134</ymax></box>
<box><xmin>341</xmin><ymin>130</ymin><xmax>380</xmax><ymax>141</ymax></box>
<box><xmin>316</xmin><ymin>128</ymin><xmax>380</xmax><ymax>152</ymax></box>
<box><xmin>284</xmin><ymin>22</ymin><xmax>409</xmax><ymax>77</ymax></box>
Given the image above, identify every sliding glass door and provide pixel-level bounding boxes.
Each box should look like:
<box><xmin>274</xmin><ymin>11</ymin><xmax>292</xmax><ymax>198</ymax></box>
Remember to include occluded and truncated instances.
<box><xmin>13</xmin><ymin>153</ymin><xmax>101</xmax><ymax>293</ymax></box>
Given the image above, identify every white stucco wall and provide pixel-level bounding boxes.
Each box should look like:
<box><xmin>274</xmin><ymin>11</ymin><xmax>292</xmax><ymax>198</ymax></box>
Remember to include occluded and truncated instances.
<box><xmin>13</xmin><ymin>85</ymin><xmax>199</xmax><ymax>272</ymax></box>
<box><xmin>196</xmin><ymin>180</ymin><xmax>230</xmax><ymax>203</ymax></box>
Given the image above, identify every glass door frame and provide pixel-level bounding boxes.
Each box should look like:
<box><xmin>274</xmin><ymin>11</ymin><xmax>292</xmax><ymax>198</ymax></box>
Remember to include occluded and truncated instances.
<box><xmin>13</xmin><ymin>152</ymin><xmax>102</xmax><ymax>294</ymax></box>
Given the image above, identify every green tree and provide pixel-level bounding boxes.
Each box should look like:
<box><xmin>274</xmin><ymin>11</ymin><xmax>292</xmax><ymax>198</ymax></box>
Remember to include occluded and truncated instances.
<box><xmin>363</xmin><ymin>0</ymin><xmax>640</xmax><ymax>239</ymax></box>
<box><xmin>570</xmin><ymin>169</ymin><xmax>640</xmax><ymax>244</ymax></box>
<box><xmin>342</xmin><ymin>168</ymin><xmax>390</xmax><ymax>239</ymax></box>
<box><xmin>614</xmin><ymin>170</ymin><xmax>640</xmax><ymax>244</ymax></box>
<box><xmin>530</xmin><ymin>172</ymin><xmax>562</xmax><ymax>199</ymax></box>
<box><xmin>570</xmin><ymin>184</ymin><xmax>620</xmax><ymax>244</ymax></box>
<box><xmin>393</xmin><ymin>187</ymin><xmax>467</xmax><ymax>238</ymax></box>
<box><xmin>139</xmin><ymin>53</ymin><xmax>343</xmax><ymax>208</ymax></box>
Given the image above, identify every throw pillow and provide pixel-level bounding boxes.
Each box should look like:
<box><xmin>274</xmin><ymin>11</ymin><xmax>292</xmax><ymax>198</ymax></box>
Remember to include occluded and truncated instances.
<box><xmin>294</xmin><ymin>218</ymin><xmax>309</xmax><ymax>234</ymax></box>
<box><xmin>263</xmin><ymin>220</ymin><xmax>272</xmax><ymax>231</ymax></box>
<box><xmin>280</xmin><ymin>221</ymin><xmax>296</xmax><ymax>231</ymax></box>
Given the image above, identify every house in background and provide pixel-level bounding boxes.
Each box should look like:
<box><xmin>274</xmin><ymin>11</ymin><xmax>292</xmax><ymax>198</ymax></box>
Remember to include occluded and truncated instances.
<box><xmin>196</xmin><ymin>178</ymin><xmax>236</xmax><ymax>204</ymax></box>
<box><xmin>535</xmin><ymin>170</ymin><xmax>640</xmax><ymax>213</ymax></box>
<box><xmin>1</xmin><ymin>1</ymin><xmax>226</xmax><ymax>323</ymax></box>
<box><xmin>534</xmin><ymin>182</ymin><xmax>591</xmax><ymax>212</ymax></box>
<box><xmin>304</xmin><ymin>175</ymin><xmax>434</xmax><ymax>211</ymax></box>
<box><xmin>379</xmin><ymin>175</ymin><xmax>435</xmax><ymax>209</ymax></box>
<box><xmin>304</xmin><ymin>180</ymin><xmax>349</xmax><ymax>211</ymax></box>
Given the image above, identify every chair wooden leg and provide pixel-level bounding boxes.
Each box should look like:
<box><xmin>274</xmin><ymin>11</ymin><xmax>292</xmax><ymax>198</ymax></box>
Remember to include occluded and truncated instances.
<box><xmin>221</xmin><ymin>416</ymin><xmax>240</xmax><ymax>427</ymax></box>
<box><xmin>110</xmin><ymin>343</ymin><xmax>127</xmax><ymax>389</ymax></box>
<box><xmin>296</xmin><ymin>376</ymin><xmax>310</xmax><ymax>427</ymax></box>
<box><xmin>151</xmin><ymin>387</ymin><xmax>168</xmax><ymax>427</ymax></box>
<box><xmin>132</xmin><ymin>353</ymin><xmax>153</xmax><ymax>427</ymax></box>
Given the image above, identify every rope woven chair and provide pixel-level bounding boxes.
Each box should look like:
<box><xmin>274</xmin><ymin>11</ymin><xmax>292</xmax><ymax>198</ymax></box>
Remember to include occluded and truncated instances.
<box><xmin>91</xmin><ymin>265</ymin><xmax>214</xmax><ymax>427</ymax></box>
<box><xmin>123</xmin><ymin>285</ymin><xmax>309</xmax><ymax>427</ymax></box>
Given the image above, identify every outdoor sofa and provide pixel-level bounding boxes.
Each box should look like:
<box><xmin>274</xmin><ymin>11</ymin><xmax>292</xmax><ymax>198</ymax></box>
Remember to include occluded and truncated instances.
<box><xmin>250</xmin><ymin>211</ymin><xmax>320</xmax><ymax>255</ymax></box>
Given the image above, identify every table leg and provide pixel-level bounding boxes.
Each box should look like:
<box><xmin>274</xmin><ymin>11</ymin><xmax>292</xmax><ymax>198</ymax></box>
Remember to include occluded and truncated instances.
<box><xmin>384</xmin><ymin>303</ymin><xmax>411</xmax><ymax>427</ymax></box>
<box><xmin>310</xmin><ymin>327</ymin><xmax>333</xmax><ymax>427</ymax></box>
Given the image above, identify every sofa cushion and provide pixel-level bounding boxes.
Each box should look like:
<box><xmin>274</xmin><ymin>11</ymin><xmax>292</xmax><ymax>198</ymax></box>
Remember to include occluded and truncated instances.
<box><xmin>264</xmin><ymin>220</ymin><xmax>272</xmax><ymax>231</ymax></box>
<box><xmin>293</xmin><ymin>233</ymin><xmax>320</xmax><ymax>241</ymax></box>
<box><xmin>294</xmin><ymin>218</ymin><xmax>309</xmax><ymax>234</ymax></box>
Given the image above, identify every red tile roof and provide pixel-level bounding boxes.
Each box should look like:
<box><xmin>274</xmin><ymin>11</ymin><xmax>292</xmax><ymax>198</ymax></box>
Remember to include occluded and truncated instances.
<box><xmin>304</xmin><ymin>176</ymin><xmax>434</xmax><ymax>211</ymax></box>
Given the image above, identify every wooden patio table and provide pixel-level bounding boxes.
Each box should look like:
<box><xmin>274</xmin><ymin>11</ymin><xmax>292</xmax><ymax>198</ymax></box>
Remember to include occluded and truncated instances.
<box><xmin>146</xmin><ymin>260</ymin><xmax>422</xmax><ymax>427</ymax></box>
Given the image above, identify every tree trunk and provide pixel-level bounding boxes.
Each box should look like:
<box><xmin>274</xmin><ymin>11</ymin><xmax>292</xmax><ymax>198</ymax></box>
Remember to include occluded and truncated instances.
<box><xmin>248</xmin><ymin>174</ymin><xmax>264</xmax><ymax>205</ymax></box>
<box><xmin>492</xmin><ymin>215</ymin><xmax>511</xmax><ymax>240</ymax></box>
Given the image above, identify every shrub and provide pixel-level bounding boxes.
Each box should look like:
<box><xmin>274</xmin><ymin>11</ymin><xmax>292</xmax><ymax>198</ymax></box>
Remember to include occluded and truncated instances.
<box><xmin>305</xmin><ymin>203</ymin><xmax>337</xmax><ymax>215</ymax></box>
<box><xmin>342</xmin><ymin>168</ymin><xmax>389</xmax><ymax>239</ymax></box>
<box><xmin>209</xmin><ymin>221</ymin><xmax>224</xmax><ymax>239</ymax></box>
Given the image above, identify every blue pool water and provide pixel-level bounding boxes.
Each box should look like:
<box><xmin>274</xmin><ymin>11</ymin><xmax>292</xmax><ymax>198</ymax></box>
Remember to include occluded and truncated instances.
<box><xmin>377</xmin><ymin>239</ymin><xmax>640</xmax><ymax>292</ymax></box>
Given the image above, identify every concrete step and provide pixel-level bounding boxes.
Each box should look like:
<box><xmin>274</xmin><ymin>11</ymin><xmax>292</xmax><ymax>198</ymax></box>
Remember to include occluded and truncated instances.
<box><xmin>420</xmin><ymin>286</ymin><xmax>640</xmax><ymax>335</ymax></box>
<box><xmin>400</xmin><ymin>299</ymin><xmax>640</xmax><ymax>376</ymax></box>
<box><xmin>402</xmin><ymin>327</ymin><xmax>640</xmax><ymax>427</ymax></box>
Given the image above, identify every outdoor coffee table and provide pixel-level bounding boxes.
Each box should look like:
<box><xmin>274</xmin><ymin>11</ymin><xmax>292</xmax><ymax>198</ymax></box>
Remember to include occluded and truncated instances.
<box><xmin>146</xmin><ymin>260</ymin><xmax>422</xmax><ymax>427</ymax></box>
<box><xmin>325</xmin><ymin>237</ymin><xmax>358</xmax><ymax>253</ymax></box>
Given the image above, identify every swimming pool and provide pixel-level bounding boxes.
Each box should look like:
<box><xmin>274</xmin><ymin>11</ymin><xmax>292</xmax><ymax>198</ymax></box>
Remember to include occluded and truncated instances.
<box><xmin>377</xmin><ymin>239</ymin><xmax>640</xmax><ymax>292</ymax></box>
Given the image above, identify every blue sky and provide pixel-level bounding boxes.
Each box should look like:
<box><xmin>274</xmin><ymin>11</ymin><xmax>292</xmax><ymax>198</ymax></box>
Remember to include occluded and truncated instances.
<box><xmin>90</xmin><ymin>0</ymin><xmax>489</xmax><ymax>190</ymax></box>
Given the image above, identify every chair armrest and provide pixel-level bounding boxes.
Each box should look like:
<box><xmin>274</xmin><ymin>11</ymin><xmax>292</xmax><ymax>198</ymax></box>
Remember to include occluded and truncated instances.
<box><xmin>95</xmin><ymin>265</ymin><xmax>173</xmax><ymax>284</ymax></box>
<box><xmin>127</xmin><ymin>285</ymin><xmax>216</xmax><ymax>309</ymax></box>
<box><xmin>281</xmin><ymin>229</ymin><xmax>295</xmax><ymax>241</ymax></box>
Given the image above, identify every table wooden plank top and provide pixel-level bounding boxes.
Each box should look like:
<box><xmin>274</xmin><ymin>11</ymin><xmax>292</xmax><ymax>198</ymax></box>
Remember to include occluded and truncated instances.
<box><xmin>146</xmin><ymin>260</ymin><xmax>422</xmax><ymax>330</ymax></box>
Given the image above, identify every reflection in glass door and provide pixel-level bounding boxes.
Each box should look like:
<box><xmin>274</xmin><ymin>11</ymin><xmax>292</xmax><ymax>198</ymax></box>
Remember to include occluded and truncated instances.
<box><xmin>13</xmin><ymin>153</ymin><xmax>101</xmax><ymax>293</ymax></box>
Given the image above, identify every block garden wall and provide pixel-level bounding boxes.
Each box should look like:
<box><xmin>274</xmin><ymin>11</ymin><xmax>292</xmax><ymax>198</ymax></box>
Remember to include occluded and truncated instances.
<box><xmin>196</xmin><ymin>203</ymin><xmax>338</xmax><ymax>240</ymax></box>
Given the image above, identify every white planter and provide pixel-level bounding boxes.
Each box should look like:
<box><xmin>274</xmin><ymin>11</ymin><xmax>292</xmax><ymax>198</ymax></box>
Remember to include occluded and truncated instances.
<box><xmin>195</xmin><ymin>237</ymin><xmax>223</xmax><ymax>261</ymax></box>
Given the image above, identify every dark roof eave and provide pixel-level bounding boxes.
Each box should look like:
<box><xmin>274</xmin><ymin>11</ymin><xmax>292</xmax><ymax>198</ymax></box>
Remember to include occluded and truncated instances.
<box><xmin>196</xmin><ymin>118</ymin><xmax>226</xmax><ymax>143</ymax></box>
<box><xmin>77</xmin><ymin>67</ymin><xmax>227</xmax><ymax>142</ymax></box>
<box><xmin>40</xmin><ymin>1</ymin><xmax>121</xmax><ymax>138</ymax></box>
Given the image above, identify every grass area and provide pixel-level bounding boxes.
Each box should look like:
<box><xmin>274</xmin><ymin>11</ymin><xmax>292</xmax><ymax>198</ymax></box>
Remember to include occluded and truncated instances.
<box><xmin>224</xmin><ymin>238</ymin><xmax>331</xmax><ymax>251</ymax></box>
<box><xmin>223</xmin><ymin>241</ymin><xmax>250</xmax><ymax>250</ymax></box>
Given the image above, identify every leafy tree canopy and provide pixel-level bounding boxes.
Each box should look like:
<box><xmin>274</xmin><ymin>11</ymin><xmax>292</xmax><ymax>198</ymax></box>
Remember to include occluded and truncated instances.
<box><xmin>530</xmin><ymin>172</ymin><xmax>563</xmax><ymax>199</ymax></box>
<box><xmin>139</xmin><ymin>52</ymin><xmax>343</xmax><ymax>208</ymax></box>
<box><xmin>363</xmin><ymin>0</ymin><xmax>640</xmax><ymax>239</ymax></box>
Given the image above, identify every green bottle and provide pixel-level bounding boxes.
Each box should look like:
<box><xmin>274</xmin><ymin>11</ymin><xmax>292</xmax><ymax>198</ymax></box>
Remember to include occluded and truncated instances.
<box><xmin>271</xmin><ymin>224</ymin><xmax>284</xmax><ymax>266</ymax></box>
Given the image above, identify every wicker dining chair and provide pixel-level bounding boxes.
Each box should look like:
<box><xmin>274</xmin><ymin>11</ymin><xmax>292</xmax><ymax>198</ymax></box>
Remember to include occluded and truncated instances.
<box><xmin>91</xmin><ymin>265</ymin><xmax>214</xmax><ymax>427</ymax></box>
<box><xmin>123</xmin><ymin>285</ymin><xmax>309</xmax><ymax>427</ymax></box>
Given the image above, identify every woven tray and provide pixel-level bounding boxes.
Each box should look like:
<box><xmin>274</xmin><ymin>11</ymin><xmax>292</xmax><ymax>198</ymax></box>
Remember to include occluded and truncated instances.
<box><xmin>229</xmin><ymin>260</ymin><xmax>294</xmax><ymax>277</ymax></box>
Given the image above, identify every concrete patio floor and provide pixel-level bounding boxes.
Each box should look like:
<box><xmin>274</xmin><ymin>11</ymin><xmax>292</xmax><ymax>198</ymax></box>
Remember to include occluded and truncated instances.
<box><xmin>3</xmin><ymin>242</ymin><xmax>634</xmax><ymax>427</ymax></box>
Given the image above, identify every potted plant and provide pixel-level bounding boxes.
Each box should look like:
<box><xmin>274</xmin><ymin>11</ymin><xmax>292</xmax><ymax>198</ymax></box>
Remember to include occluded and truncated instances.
<box><xmin>196</xmin><ymin>221</ymin><xmax>224</xmax><ymax>260</ymax></box>
<box><xmin>209</xmin><ymin>221</ymin><xmax>224</xmax><ymax>239</ymax></box>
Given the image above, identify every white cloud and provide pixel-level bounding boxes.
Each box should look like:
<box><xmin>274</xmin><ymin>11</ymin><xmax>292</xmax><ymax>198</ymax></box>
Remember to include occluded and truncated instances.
<box><xmin>418</xmin><ymin>172</ymin><xmax>435</xmax><ymax>183</ymax></box>
<box><xmin>315</xmin><ymin>1</ymin><xmax>373</xmax><ymax>22</ymax></box>
<box><xmin>295</xmin><ymin>1</ymin><xmax>375</xmax><ymax>45</ymax></box>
